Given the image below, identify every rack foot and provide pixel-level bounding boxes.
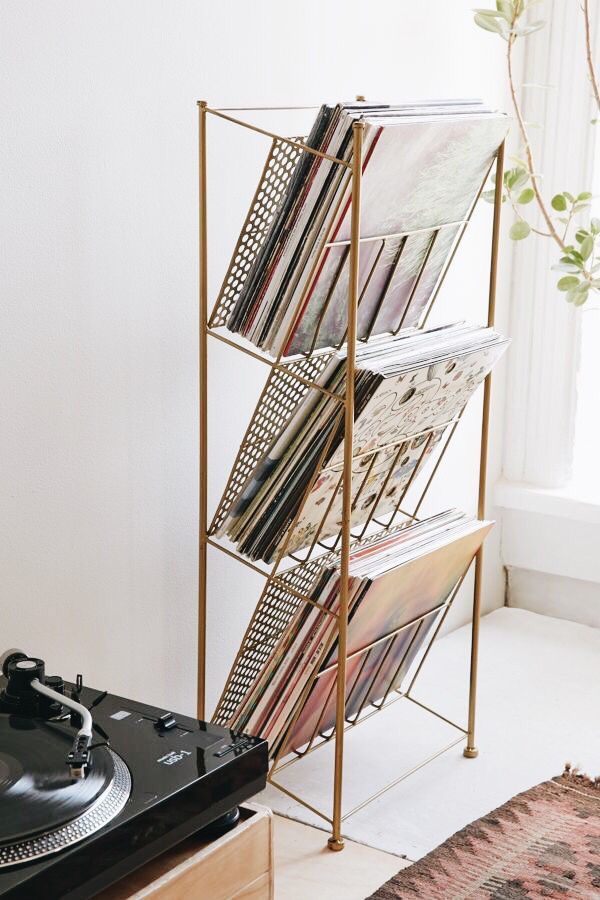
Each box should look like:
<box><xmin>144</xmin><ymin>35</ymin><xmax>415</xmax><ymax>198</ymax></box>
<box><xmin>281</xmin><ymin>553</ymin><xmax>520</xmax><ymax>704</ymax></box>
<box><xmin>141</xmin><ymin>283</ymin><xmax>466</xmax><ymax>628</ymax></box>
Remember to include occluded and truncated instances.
<box><xmin>327</xmin><ymin>837</ymin><xmax>345</xmax><ymax>852</ymax></box>
<box><xmin>463</xmin><ymin>746</ymin><xmax>479</xmax><ymax>759</ymax></box>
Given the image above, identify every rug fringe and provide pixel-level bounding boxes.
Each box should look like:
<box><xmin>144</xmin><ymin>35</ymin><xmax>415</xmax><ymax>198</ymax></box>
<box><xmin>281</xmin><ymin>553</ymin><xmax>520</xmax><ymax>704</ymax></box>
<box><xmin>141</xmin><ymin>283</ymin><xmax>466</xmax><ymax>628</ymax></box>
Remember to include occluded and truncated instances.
<box><xmin>560</xmin><ymin>761</ymin><xmax>600</xmax><ymax>791</ymax></box>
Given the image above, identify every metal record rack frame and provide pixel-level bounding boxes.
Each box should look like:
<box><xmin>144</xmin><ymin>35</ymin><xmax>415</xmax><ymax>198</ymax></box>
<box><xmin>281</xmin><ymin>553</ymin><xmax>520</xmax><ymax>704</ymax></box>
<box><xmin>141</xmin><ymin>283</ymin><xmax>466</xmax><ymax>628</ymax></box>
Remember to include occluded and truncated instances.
<box><xmin>197</xmin><ymin>98</ymin><xmax>505</xmax><ymax>851</ymax></box>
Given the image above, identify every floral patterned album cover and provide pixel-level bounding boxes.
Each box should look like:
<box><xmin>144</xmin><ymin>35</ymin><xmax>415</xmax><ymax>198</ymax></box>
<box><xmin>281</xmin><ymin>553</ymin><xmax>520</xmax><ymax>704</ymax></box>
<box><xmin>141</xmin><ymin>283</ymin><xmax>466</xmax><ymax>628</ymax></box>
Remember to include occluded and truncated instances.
<box><xmin>276</xmin><ymin>339</ymin><xmax>507</xmax><ymax>558</ymax></box>
<box><xmin>224</xmin><ymin>101</ymin><xmax>507</xmax><ymax>359</ymax></box>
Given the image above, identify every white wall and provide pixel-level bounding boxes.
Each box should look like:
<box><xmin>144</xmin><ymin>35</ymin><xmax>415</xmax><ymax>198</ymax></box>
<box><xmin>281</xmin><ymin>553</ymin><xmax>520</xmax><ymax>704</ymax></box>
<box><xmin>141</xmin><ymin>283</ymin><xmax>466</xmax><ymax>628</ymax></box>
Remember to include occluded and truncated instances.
<box><xmin>1</xmin><ymin>0</ymin><xmax>512</xmax><ymax>717</ymax></box>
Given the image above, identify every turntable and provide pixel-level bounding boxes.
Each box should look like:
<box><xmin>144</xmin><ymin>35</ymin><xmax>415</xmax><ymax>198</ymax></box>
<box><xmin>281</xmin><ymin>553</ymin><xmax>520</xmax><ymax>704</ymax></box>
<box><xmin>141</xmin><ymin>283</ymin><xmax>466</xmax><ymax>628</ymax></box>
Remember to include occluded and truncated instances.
<box><xmin>0</xmin><ymin>649</ymin><xmax>268</xmax><ymax>899</ymax></box>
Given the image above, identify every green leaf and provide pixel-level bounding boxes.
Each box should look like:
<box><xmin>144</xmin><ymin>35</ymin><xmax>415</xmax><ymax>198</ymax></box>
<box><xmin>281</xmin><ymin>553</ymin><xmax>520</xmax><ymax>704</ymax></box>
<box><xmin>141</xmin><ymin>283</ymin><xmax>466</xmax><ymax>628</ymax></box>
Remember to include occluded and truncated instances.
<box><xmin>580</xmin><ymin>235</ymin><xmax>594</xmax><ymax>260</ymax></box>
<box><xmin>481</xmin><ymin>189</ymin><xmax>497</xmax><ymax>203</ymax></box>
<box><xmin>474</xmin><ymin>11</ymin><xmax>506</xmax><ymax>32</ymax></box>
<box><xmin>496</xmin><ymin>0</ymin><xmax>514</xmax><ymax>20</ymax></box>
<box><xmin>575</xmin><ymin>230</ymin><xmax>588</xmax><ymax>243</ymax></box>
<box><xmin>512</xmin><ymin>169</ymin><xmax>530</xmax><ymax>190</ymax></box>
<box><xmin>573</xmin><ymin>285</ymin><xmax>590</xmax><ymax>306</ymax></box>
<box><xmin>509</xmin><ymin>220</ymin><xmax>531</xmax><ymax>240</ymax></box>
<box><xmin>577</xmin><ymin>192</ymin><xmax>593</xmax><ymax>201</ymax></box>
<box><xmin>553</xmin><ymin>263</ymin><xmax>582</xmax><ymax>273</ymax></box>
<box><xmin>572</xmin><ymin>202</ymin><xmax>591</xmax><ymax>213</ymax></box>
<box><xmin>557</xmin><ymin>275</ymin><xmax>580</xmax><ymax>291</ymax></box>
<box><xmin>563</xmin><ymin>192</ymin><xmax>575</xmax><ymax>203</ymax></box>
<box><xmin>551</xmin><ymin>193</ymin><xmax>567</xmax><ymax>211</ymax></box>
<box><xmin>556</xmin><ymin>275</ymin><xmax>579</xmax><ymax>291</ymax></box>
<box><xmin>517</xmin><ymin>187</ymin><xmax>535</xmax><ymax>204</ymax></box>
<box><xmin>591</xmin><ymin>218</ymin><xmax>600</xmax><ymax>234</ymax></box>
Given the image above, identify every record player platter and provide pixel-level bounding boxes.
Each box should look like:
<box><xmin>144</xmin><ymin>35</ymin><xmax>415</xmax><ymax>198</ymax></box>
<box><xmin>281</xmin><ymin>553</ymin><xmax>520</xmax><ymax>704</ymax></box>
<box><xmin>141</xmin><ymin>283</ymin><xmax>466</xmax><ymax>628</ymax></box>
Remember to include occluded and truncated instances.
<box><xmin>0</xmin><ymin>650</ymin><xmax>267</xmax><ymax>899</ymax></box>
<box><xmin>0</xmin><ymin>717</ymin><xmax>130</xmax><ymax>864</ymax></box>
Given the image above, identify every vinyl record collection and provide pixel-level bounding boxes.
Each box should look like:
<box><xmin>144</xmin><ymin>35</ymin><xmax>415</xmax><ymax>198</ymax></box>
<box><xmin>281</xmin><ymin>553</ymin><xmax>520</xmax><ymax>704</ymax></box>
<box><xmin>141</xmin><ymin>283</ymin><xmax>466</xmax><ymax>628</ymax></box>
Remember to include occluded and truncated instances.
<box><xmin>219</xmin><ymin>323</ymin><xmax>508</xmax><ymax>562</ymax></box>
<box><xmin>225</xmin><ymin>100</ymin><xmax>507</xmax><ymax>357</ymax></box>
<box><xmin>228</xmin><ymin>511</ymin><xmax>491</xmax><ymax>757</ymax></box>
<box><xmin>201</xmin><ymin>98</ymin><xmax>508</xmax><ymax>795</ymax></box>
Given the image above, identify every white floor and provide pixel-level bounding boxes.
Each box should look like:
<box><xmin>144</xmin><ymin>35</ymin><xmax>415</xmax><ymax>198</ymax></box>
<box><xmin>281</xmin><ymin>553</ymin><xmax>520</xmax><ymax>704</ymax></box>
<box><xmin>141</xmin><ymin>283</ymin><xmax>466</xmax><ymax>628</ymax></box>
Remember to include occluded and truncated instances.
<box><xmin>258</xmin><ymin>607</ymin><xmax>600</xmax><ymax>861</ymax></box>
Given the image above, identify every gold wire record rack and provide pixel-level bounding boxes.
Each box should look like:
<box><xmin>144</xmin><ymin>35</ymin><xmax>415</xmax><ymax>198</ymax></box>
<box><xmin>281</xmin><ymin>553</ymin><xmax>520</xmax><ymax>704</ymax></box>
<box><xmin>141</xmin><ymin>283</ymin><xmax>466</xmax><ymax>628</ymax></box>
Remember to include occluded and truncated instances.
<box><xmin>197</xmin><ymin>100</ymin><xmax>505</xmax><ymax>851</ymax></box>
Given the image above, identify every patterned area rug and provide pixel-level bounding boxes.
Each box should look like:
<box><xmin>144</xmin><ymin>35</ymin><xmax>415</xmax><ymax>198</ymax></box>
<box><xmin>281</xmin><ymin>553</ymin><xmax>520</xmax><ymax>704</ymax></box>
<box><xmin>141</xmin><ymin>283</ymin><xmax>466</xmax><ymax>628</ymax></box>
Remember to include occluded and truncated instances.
<box><xmin>369</xmin><ymin>767</ymin><xmax>600</xmax><ymax>899</ymax></box>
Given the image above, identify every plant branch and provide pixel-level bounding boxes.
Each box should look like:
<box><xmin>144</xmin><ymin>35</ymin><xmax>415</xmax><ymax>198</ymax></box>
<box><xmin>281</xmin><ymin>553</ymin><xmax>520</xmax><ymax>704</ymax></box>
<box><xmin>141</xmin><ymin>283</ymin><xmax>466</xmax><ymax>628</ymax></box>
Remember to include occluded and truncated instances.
<box><xmin>506</xmin><ymin>26</ymin><xmax>566</xmax><ymax>251</ymax></box>
<box><xmin>583</xmin><ymin>0</ymin><xmax>600</xmax><ymax>113</ymax></box>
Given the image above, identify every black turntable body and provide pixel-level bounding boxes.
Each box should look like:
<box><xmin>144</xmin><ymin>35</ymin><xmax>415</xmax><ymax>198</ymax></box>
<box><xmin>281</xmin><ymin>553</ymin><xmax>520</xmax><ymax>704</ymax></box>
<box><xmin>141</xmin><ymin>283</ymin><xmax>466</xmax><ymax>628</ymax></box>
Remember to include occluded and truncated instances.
<box><xmin>0</xmin><ymin>650</ymin><xmax>268</xmax><ymax>899</ymax></box>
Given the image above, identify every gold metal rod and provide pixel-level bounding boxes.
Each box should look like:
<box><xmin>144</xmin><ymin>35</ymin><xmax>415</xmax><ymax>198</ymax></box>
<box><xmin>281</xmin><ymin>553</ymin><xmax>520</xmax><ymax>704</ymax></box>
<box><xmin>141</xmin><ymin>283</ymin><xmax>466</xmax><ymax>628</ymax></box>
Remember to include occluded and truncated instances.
<box><xmin>270</xmin><ymin>600</ymin><xmax>347</xmax><ymax>769</ymax></box>
<box><xmin>271</xmin><ymin>577</ymin><xmax>340</xmax><ymax>617</ymax></box>
<box><xmin>273</xmin><ymin>687</ymin><xmax>408</xmax><ymax>773</ymax></box>
<box><xmin>299</xmin><ymin>640</ymin><xmax>365</xmax><ymax>757</ymax></box>
<box><xmin>420</xmin><ymin>157</ymin><xmax>495</xmax><ymax>329</ymax></box>
<box><xmin>410</xmin><ymin>416</ymin><xmax>464</xmax><ymax>519</ymax></box>
<box><xmin>205</xmin><ymin>537</ymin><xmax>271</xmax><ymax>578</ymax></box>
<box><xmin>308</xmin><ymin>246</ymin><xmax>350</xmax><ymax>355</ymax></box>
<box><xmin>393</xmin><ymin>230</ymin><xmax>439</xmax><ymax>334</ymax></box>
<box><xmin>212</xmin><ymin>372</ymin><xmax>345</xmax><ymax>719</ymax></box>
<box><xmin>342</xmin><ymin>648</ymin><xmax>374</xmax><ymax>724</ymax></box>
<box><xmin>207</xmin><ymin>330</ymin><xmax>344</xmax><ymax>403</ymax></box>
<box><xmin>208</xmin><ymin>364</ymin><xmax>287</xmax><ymax>535</ymax></box>
<box><xmin>272</xmin><ymin>686</ymin><xmax>412</xmax><ymax>774</ymax></box>
<box><xmin>345</xmin><ymin>449</ymin><xmax>378</xmax><ymax>514</ymax></box>
<box><xmin>348</xmin><ymin>638</ymin><xmax>397</xmax><ymax>723</ymax></box>
<box><xmin>372</xmin><ymin>507</ymin><xmax>419</xmax><ymax>528</ymax></box>
<box><xmin>374</xmin><ymin>620</ymin><xmax>426</xmax><ymax>710</ymax></box>
<box><xmin>405</xmin><ymin>567</ymin><xmax>469</xmax><ymax>697</ymax></box>
<box><xmin>329</xmin><ymin>120</ymin><xmax>364</xmax><ymax>853</ymax></box>
<box><xmin>325</xmin><ymin>219</ymin><xmax>469</xmax><ymax>248</ymax></box>
<box><xmin>341</xmin><ymin>736</ymin><xmax>465</xmax><ymax>822</ymax></box>
<box><xmin>317</xmin><ymin>599</ymin><xmax>449</xmax><ymax>677</ymax></box>
<box><xmin>209</xmin><ymin>139</ymin><xmax>278</xmax><ymax>328</ymax></box>
<box><xmin>360</xmin><ymin>444</ymin><xmax>409</xmax><ymax>535</ymax></box>
<box><xmin>464</xmin><ymin>140</ymin><xmax>504</xmax><ymax>760</ymax></box>
<box><xmin>266</xmin><ymin>777</ymin><xmax>333</xmax><ymax>825</ymax></box>
<box><xmin>352</xmin><ymin>240</ymin><xmax>387</xmax><ymax>341</ymax></box>
<box><xmin>276</xmin><ymin>169</ymin><xmax>353</xmax><ymax>360</ymax></box>
<box><xmin>405</xmin><ymin>695</ymin><xmax>467</xmax><ymax>734</ymax></box>
<box><xmin>363</xmin><ymin>237</ymin><xmax>407</xmax><ymax>341</ymax></box>
<box><xmin>386</xmin><ymin>430</ymin><xmax>436</xmax><ymax>529</ymax></box>
<box><xmin>205</xmin><ymin>106</ymin><xmax>352</xmax><ymax>168</ymax></box>
<box><xmin>338</xmin><ymin>239</ymin><xmax>387</xmax><ymax>348</ymax></box>
<box><xmin>198</xmin><ymin>101</ymin><xmax>209</xmax><ymax>720</ymax></box>
<box><xmin>213</xmin><ymin>105</ymin><xmax>322</xmax><ymax>111</ymax></box>
<box><xmin>320</xmin><ymin>415</ymin><xmax>461</xmax><ymax>474</ymax></box>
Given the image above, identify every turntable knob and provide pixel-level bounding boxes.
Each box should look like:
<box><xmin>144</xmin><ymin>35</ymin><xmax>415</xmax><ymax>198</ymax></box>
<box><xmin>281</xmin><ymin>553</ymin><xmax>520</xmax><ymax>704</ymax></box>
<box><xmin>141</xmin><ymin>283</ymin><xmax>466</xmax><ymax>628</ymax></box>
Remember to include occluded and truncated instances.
<box><xmin>45</xmin><ymin>675</ymin><xmax>65</xmax><ymax>695</ymax></box>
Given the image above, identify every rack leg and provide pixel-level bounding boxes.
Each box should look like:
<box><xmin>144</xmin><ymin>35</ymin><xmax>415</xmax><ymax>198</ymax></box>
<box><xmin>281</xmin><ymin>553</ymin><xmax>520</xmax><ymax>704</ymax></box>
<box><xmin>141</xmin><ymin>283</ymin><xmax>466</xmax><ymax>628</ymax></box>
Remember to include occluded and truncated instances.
<box><xmin>198</xmin><ymin>100</ymin><xmax>208</xmax><ymax>721</ymax></box>
<box><xmin>328</xmin><ymin>119</ymin><xmax>364</xmax><ymax>852</ymax></box>
<box><xmin>464</xmin><ymin>547</ymin><xmax>483</xmax><ymax>758</ymax></box>
<box><xmin>464</xmin><ymin>140</ymin><xmax>504</xmax><ymax>760</ymax></box>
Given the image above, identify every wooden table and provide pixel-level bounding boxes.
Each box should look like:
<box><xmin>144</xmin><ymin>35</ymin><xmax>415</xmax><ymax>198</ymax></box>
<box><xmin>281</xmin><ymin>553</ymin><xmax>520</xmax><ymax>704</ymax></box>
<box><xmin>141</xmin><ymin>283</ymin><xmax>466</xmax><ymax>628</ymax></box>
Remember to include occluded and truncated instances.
<box><xmin>97</xmin><ymin>803</ymin><xmax>273</xmax><ymax>899</ymax></box>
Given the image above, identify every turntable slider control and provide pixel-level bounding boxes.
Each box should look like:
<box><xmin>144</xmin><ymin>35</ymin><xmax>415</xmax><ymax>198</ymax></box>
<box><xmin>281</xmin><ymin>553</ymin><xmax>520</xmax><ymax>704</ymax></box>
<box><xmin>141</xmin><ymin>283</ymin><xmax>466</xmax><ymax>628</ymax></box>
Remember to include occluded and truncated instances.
<box><xmin>155</xmin><ymin>713</ymin><xmax>177</xmax><ymax>732</ymax></box>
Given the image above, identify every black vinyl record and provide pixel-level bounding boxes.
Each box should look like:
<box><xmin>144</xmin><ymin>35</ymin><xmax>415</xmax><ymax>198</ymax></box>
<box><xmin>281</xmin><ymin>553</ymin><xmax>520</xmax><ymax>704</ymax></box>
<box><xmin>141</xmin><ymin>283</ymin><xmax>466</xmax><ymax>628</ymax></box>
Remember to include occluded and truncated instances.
<box><xmin>0</xmin><ymin>714</ymin><xmax>114</xmax><ymax>843</ymax></box>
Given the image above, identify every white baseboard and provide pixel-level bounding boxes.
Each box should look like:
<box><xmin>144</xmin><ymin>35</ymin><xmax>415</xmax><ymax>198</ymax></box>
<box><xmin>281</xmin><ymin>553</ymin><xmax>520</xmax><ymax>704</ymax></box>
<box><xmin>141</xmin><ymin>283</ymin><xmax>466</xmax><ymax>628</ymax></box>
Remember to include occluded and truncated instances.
<box><xmin>506</xmin><ymin>566</ymin><xmax>600</xmax><ymax>629</ymax></box>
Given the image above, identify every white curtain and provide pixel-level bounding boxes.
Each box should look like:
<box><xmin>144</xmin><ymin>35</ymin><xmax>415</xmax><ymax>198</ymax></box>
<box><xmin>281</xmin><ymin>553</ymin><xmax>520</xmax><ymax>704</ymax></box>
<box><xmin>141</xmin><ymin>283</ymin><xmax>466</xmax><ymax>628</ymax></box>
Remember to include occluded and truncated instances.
<box><xmin>503</xmin><ymin>0</ymin><xmax>600</xmax><ymax>487</ymax></box>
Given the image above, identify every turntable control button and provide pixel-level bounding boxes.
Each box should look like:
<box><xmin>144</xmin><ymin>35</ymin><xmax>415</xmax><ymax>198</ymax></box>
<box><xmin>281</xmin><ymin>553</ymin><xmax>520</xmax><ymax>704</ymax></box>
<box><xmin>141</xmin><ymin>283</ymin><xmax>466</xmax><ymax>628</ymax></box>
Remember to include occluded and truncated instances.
<box><xmin>45</xmin><ymin>675</ymin><xmax>64</xmax><ymax>694</ymax></box>
<box><xmin>155</xmin><ymin>713</ymin><xmax>177</xmax><ymax>732</ymax></box>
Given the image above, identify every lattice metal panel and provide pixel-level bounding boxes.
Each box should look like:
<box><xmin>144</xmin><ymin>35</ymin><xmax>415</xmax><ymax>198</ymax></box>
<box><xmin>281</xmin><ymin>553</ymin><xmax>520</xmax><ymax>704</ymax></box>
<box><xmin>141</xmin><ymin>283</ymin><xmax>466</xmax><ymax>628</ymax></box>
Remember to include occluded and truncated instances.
<box><xmin>209</xmin><ymin>138</ymin><xmax>304</xmax><ymax>328</ymax></box>
<box><xmin>212</xmin><ymin>518</ymin><xmax>413</xmax><ymax>726</ymax></box>
<box><xmin>212</xmin><ymin>558</ymin><xmax>325</xmax><ymax>725</ymax></box>
<box><xmin>209</xmin><ymin>352</ymin><xmax>335</xmax><ymax>535</ymax></box>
